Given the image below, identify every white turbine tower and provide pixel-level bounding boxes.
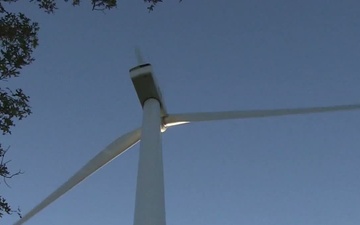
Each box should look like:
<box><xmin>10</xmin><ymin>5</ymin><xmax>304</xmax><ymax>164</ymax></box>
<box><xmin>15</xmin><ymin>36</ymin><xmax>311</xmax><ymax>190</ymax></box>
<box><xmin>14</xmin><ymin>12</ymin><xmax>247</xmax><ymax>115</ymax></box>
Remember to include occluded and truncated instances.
<box><xmin>14</xmin><ymin>56</ymin><xmax>360</xmax><ymax>225</ymax></box>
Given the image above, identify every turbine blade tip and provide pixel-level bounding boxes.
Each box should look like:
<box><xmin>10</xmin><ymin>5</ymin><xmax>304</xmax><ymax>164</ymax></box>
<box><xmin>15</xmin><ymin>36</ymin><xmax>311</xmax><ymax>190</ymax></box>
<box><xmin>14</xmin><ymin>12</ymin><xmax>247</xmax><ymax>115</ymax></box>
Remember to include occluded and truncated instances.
<box><xmin>135</xmin><ymin>47</ymin><xmax>145</xmax><ymax>65</ymax></box>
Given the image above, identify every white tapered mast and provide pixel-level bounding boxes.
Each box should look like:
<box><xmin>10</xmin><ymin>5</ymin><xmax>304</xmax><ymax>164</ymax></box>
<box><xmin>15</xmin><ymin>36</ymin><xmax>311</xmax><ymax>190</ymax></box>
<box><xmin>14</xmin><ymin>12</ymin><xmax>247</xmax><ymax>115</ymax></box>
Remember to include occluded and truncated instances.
<box><xmin>134</xmin><ymin>98</ymin><xmax>166</xmax><ymax>225</ymax></box>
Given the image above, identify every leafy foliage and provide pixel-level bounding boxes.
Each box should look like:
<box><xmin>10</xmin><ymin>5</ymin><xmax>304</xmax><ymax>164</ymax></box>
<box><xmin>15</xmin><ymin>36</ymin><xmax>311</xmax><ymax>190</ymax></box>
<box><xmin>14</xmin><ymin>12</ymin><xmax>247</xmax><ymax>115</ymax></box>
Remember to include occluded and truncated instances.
<box><xmin>0</xmin><ymin>12</ymin><xmax>39</xmax><ymax>79</ymax></box>
<box><xmin>0</xmin><ymin>0</ymin><xmax>177</xmax><ymax>220</ymax></box>
<box><xmin>0</xmin><ymin>144</ymin><xmax>22</xmax><ymax>218</ymax></box>
<box><xmin>0</xmin><ymin>88</ymin><xmax>31</xmax><ymax>134</ymax></box>
<box><xmin>0</xmin><ymin>1</ymin><xmax>36</xmax><ymax>219</ymax></box>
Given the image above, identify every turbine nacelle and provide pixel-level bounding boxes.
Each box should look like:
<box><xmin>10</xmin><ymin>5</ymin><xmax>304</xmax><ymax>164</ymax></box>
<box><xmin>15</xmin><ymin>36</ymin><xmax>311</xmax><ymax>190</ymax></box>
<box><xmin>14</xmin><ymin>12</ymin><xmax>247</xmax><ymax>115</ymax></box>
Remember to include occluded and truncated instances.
<box><xmin>130</xmin><ymin>63</ymin><xmax>167</xmax><ymax>118</ymax></box>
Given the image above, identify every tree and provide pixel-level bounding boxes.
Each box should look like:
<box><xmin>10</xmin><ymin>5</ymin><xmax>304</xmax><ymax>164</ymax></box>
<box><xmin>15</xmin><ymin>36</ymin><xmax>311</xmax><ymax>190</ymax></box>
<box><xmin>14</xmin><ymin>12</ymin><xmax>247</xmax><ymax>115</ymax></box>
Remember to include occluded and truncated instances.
<box><xmin>0</xmin><ymin>0</ymin><xmax>168</xmax><ymax>219</ymax></box>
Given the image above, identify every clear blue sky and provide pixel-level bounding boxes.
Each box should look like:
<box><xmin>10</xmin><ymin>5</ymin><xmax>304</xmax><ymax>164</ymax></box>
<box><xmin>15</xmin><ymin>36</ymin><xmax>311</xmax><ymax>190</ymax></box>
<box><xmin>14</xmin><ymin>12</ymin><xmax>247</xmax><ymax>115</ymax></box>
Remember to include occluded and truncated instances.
<box><xmin>2</xmin><ymin>0</ymin><xmax>360</xmax><ymax>224</ymax></box>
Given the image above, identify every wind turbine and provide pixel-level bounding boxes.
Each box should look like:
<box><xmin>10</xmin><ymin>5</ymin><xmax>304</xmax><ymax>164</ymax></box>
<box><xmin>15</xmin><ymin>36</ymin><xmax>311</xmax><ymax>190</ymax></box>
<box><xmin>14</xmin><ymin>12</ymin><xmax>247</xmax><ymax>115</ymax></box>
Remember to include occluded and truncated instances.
<box><xmin>14</xmin><ymin>56</ymin><xmax>360</xmax><ymax>225</ymax></box>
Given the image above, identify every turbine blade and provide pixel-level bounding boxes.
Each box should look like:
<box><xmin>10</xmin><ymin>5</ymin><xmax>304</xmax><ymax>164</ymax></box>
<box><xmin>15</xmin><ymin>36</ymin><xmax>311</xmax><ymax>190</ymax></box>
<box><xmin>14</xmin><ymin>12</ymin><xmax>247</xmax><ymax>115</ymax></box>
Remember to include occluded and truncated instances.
<box><xmin>14</xmin><ymin>128</ymin><xmax>141</xmax><ymax>225</ymax></box>
<box><xmin>164</xmin><ymin>104</ymin><xmax>360</xmax><ymax>126</ymax></box>
<box><xmin>135</xmin><ymin>47</ymin><xmax>145</xmax><ymax>65</ymax></box>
